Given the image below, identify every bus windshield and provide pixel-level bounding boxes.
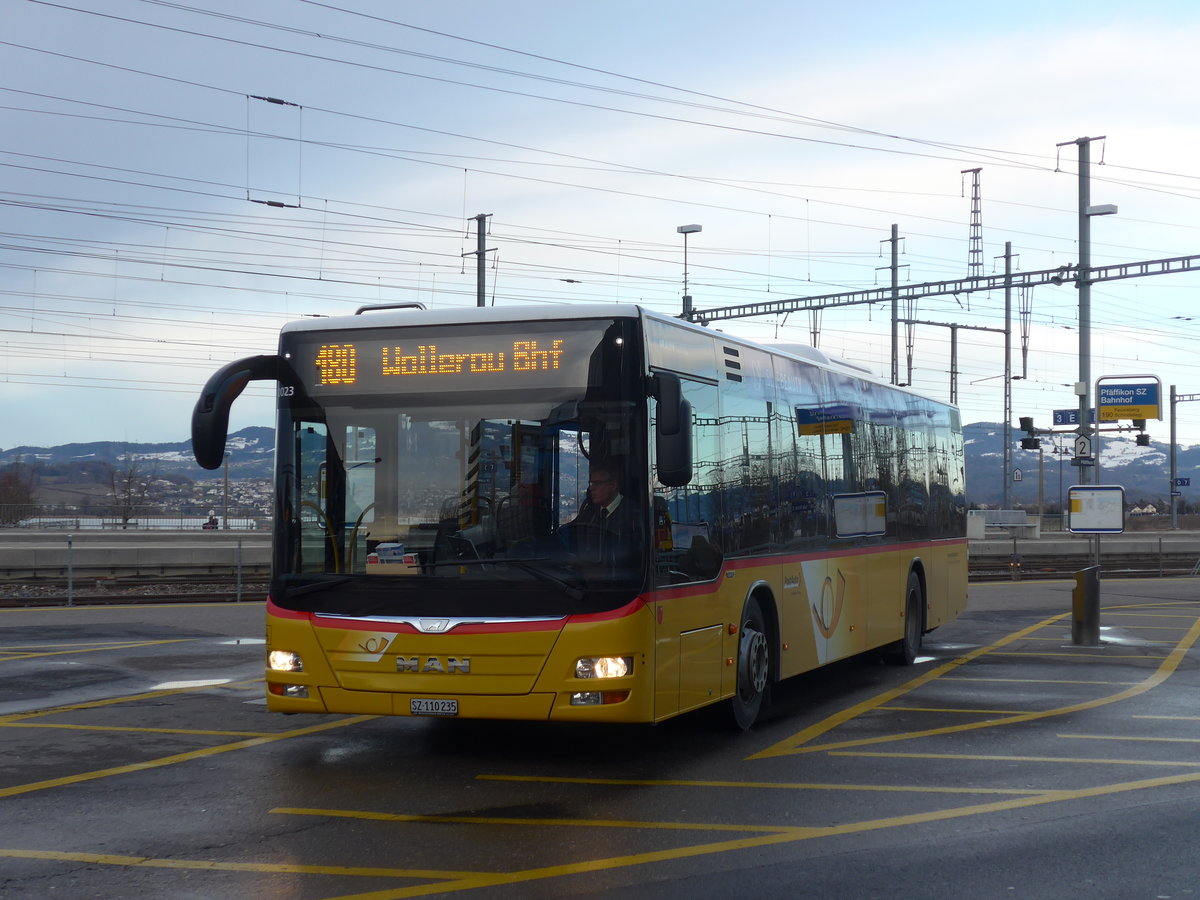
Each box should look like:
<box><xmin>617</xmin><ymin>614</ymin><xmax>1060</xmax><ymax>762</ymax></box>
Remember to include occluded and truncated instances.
<box><xmin>272</xmin><ymin>317</ymin><xmax>647</xmax><ymax>618</ymax></box>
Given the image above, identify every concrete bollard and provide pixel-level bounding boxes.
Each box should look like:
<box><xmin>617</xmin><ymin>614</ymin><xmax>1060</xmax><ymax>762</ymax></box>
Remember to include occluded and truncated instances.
<box><xmin>1071</xmin><ymin>565</ymin><xmax>1101</xmax><ymax>646</ymax></box>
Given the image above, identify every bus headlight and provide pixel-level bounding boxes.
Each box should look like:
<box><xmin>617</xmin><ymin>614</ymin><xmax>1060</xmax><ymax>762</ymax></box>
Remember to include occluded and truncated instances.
<box><xmin>268</xmin><ymin>650</ymin><xmax>304</xmax><ymax>672</ymax></box>
<box><xmin>575</xmin><ymin>656</ymin><xmax>632</xmax><ymax>679</ymax></box>
<box><xmin>268</xmin><ymin>682</ymin><xmax>309</xmax><ymax>699</ymax></box>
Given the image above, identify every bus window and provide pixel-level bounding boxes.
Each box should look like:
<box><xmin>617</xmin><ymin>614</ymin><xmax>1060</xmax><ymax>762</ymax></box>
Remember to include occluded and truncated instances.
<box><xmin>653</xmin><ymin>378</ymin><xmax>722</xmax><ymax>584</ymax></box>
<box><xmin>778</xmin><ymin>356</ymin><xmax>829</xmax><ymax>547</ymax></box>
<box><xmin>717</xmin><ymin>347</ymin><xmax>777</xmax><ymax>556</ymax></box>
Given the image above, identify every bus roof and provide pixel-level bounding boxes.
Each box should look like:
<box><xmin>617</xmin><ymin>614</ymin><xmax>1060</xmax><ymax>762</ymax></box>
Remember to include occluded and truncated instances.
<box><xmin>279</xmin><ymin>301</ymin><xmax>640</xmax><ymax>333</ymax></box>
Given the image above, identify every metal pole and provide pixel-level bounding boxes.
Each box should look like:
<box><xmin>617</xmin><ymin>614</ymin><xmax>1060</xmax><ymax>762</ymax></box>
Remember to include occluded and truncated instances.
<box><xmin>475</xmin><ymin>212</ymin><xmax>487</xmax><ymax>307</ymax></box>
<box><xmin>677</xmin><ymin>224</ymin><xmax>701</xmax><ymax>319</ymax></box>
<box><xmin>1003</xmin><ymin>241</ymin><xmax>1013</xmax><ymax>509</ymax></box>
<box><xmin>949</xmin><ymin>324</ymin><xmax>958</xmax><ymax>403</ymax></box>
<box><xmin>236</xmin><ymin>537</ymin><xmax>243</xmax><ymax>602</ymax></box>
<box><xmin>890</xmin><ymin>224</ymin><xmax>899</xmax><ymax>385</ymax></box>
<box><xmin>683</xmin><ymin>230</ymin><xmax>690</xmax><ymax>298</ymax></box>
<box><xmin>1170</xmin><ymin>385</ymin><xmax>1178</xmax><ymax>529</ymax></box>
<box><xmin>67</xmin><ymin>534</ymin><xmax>74</xmax><ymax>607</ymax></box>
<box><xmin>1038</xmin><ymin>444</ymin><xmax>1045</xmax><ymax>517</ymax></box>
<box><xmin>1069</xmin><ymin>136</ymin><xmax>1105</xmax><ymax>487</ymax></box>
<box><xmin>682</xmin><ymin>230</ymin><xmax>691</xmax><ymax>318</ymax></box>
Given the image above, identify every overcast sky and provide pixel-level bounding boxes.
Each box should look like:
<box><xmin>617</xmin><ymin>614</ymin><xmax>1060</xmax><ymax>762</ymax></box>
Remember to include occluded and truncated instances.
<box><xmin>4</xmin><ymin>0</ymin><xmax>1200</xmax><ymax>454</ymax></box>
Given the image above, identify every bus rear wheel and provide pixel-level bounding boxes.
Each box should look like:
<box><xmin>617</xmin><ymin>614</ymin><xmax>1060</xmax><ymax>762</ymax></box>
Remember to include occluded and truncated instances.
<box><xmin>731</xmin><ymin>597</ymin><xmax>771</xmax><ymax>730</ymax></box>
<box><xmin>886</xmin><ymin>571</ymin><xmax>924</xmax><ymax>666</ymax></box>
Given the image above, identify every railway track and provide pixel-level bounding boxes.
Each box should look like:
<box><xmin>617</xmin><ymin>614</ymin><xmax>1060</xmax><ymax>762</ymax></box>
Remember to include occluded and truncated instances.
<box><xmin>0</xmin><ymin>576</ymin><xmax>269</xmax><ymax>607</ymax></box>
<box><xmin>970</xmin><ymin>552</ymin><xmax>1200</xmax><ymax>581</ymax></box>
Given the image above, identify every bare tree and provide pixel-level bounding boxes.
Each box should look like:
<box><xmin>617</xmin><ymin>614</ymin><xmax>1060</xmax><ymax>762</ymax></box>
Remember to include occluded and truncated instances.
<box><xmin>0</xmin><ymin>462</ymin><xmax>36</xmax><ymax>525</ymax></box>
<box><xmin>105</xmin><ymin>452</ymin><xmax>158</xmax><ymax>529</ymax></box>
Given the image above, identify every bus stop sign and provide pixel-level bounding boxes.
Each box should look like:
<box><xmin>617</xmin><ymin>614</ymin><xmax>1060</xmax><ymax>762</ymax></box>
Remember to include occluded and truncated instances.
<box><xmin>1097</xmin><ymin>380</ymin><xmax>1160</xmax><ymax>422</ymax></box>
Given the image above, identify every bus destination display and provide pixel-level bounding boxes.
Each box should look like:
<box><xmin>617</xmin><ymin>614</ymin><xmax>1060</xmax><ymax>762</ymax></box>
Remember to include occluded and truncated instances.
<box><xmin>300</xmin><ymin>331</ymin><xmax>588</xmax><ymax>394</ymax></box>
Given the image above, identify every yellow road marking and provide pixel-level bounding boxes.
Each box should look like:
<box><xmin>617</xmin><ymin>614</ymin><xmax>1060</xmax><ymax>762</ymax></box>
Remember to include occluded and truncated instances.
<box><xmin>0</xmin><ymin>678</ymin><xmax>263</xmax><ymax>724</ymax></box>
<box><xmin>1</xmin><ymin>640</ymin><xmax>180</xmax><ymax>649</ymax></box>
<box><xmin>991</xmin><ymin>651</ymin><xmax>1170</xmax><ymax>659</ymax></box>
<box><xmin>752</xmin><ymin>609</ymin><xmax>1200</xmax><ymax>760</ymax></box>
<box><xmin>941</xmin><ymin>677</ymin><xmax>1139</xmax><ymax>685</ymax></box>
<box><xmin>1</xmin><ymin>722</ymin><xmax>270</xmax><ymax>738</ymax></box>
<box><xmin>314</xmin><ymin>769</ymin><xmax>1200</xmax><ymax>899</ymax></box>
<box><xmin>0</xmin><ymin>639</ymin><xmax>191</xmax><ymax>661</ymax></box>
<box><xmin>1021</xmin><ymin>635</ymin><xmax>1174</xmax><ymax>644</ymax></box>
<box><xmin>880</xmin><ymin>705</ymin><xmax>1030</xmax><ymax>715</ymax></box>
<box><xmin>829</xmin><ymin>750</ymin><xmax>1200</xmax><ymax>768</ymax></box>
<box><xmin>0</xmin><ymin>848</ymin><xmax>473</xmax><ymax>880</ymax></box>
<box><xmin>473</xmin><ymin>773</ymin><xmax>1041</xmax><ymax>796</ymax></box>
<box><xmin>7</xmin><ymin>764</ymin><xmax>1196</xmax><ymax>898</ymax></box>
<box><xmin>1059</xmin><ymin>732</ymin><xmax>1200</xmax><ymax>745</ymax></box>
<box><xmin>274</xmin><ymin>806</ymin><xmax>792</xmax><ymax>834</ymax></box>
<box><xmin>0</xmin><ymin>715</ymin><xmax>375</xmax><ymax>799</ymax></box>
<box><xmin>750</xmin><ymin>611</ymin><xmax>1065</xmax><ymax>759</ymax></box>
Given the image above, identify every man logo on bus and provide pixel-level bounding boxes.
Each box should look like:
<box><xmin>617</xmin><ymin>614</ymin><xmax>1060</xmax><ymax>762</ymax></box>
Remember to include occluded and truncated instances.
<box><xmin>396</xmin><ymin>656</ymin><xmax>471</xmax><ymax>674</ymax></box>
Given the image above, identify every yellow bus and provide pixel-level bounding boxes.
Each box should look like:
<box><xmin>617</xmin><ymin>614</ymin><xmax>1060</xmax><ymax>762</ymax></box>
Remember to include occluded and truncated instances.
<box><xmin>192</xmin><ymin>303</ymin><xmax>967</xmax><ymax>728</ymax></box>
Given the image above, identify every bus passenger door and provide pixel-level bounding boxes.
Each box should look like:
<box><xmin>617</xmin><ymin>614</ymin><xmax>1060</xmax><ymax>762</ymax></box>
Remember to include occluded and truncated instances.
<box><xmin>650</xmin><ymin>377</ymin><xmax>726</xmax><ymax>718</ymax></box>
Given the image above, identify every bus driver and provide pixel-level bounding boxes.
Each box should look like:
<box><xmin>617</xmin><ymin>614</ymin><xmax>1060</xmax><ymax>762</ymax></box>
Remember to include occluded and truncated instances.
<box><xmin>569</xmin><ymin>461</ymin><xmax>640</xmax><ymax>568</ymax></box>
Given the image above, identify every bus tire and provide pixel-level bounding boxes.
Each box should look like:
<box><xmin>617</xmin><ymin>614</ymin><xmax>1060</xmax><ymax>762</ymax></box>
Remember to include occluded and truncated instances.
<box><xmin>731</xmin><ymin>596</ymin><xmax>771</xmax><ymax>730</ymax></box>
<box><xmin>886</xmin><ymin>571</ymin><xmax>924</xmax><ymax>666</ymax></box>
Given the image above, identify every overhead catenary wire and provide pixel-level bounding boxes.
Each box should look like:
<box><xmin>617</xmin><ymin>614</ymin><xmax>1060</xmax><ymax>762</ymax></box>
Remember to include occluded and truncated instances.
<box><xmin>4</xmin><ymin>1</ymin><xmax>1200</xmax><ymax>450</ymax></box>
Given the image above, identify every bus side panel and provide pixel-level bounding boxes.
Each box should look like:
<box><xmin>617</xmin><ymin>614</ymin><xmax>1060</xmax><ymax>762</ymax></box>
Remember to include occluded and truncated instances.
<box><xmin>866</xmin><ymin>547</ymin><xmax>914</xmax><ymax>653</ymax></box>
<box><xmin>926</xmin><ymin>539</ymin><xmax>969</xmax><ymax>629</ymax></box>
<box><xmin>651</xmin><ymin>580</ymin><xmax>733</xmax><ymax>721</ymax></box>
<box><xmin>777</xmin><ymin>561</ymin><xmax>822</xmax><ymax>680</ymax></box>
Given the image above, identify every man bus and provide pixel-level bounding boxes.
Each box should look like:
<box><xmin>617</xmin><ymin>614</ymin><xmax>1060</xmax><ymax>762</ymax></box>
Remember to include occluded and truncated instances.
<box><xmin>192</xmin><ymin>302</ymin><xmax>966</xmax><ymax>729</ymax></box>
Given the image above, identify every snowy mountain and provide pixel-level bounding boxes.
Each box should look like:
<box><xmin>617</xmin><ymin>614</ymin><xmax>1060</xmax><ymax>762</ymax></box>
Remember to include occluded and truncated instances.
<box><xmin>0</xmin><ymin>427</ymin><xmax>274</xmax><ymax>482</ymax></box>
<box><xmin>964</xmin><ymin>422</ymin><xmax>1199</xmax><ymax>510</ymax></box>
<box><xmin>3</xmin><ymin>422</ymin><xmax>1197</xmax><ymax>508</ymax></box>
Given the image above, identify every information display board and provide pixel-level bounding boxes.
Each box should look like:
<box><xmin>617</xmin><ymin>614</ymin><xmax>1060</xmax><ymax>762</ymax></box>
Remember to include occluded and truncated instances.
<box><xmin>1067</xmin><ymin>485</ymin><xmax>1125</xmax><ymax>534</ymax></box>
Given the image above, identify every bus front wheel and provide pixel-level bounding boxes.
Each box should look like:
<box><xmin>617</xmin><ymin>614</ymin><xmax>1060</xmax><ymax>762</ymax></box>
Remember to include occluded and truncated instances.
<box><xmin>731</xmin><ymin>597</ymin><xmax>771</xmax><ymax>730</ymax></box>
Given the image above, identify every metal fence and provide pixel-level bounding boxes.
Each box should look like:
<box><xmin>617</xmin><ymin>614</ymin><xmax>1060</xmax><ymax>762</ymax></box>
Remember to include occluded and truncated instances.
<box><xmin>0</xmin><ymin>504</ymin><xmax>271</xmax><ymax>531</ymax></box>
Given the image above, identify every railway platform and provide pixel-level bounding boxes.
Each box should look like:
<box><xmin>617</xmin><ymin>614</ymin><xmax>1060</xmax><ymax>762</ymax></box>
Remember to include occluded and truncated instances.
<box><xmin>2</xmin><ymin>528</ymin><xmax>1198</xmax><ymax>583</ymax></box>
<box><xmin>0</xmin><ymin>530</ymin><xmax>270</xmax><ymax>580</ymax></box>
<box><xmin>971</xmin><ymin>529</ymin><xmax>1200</xmax><ymax>578</ymax></box>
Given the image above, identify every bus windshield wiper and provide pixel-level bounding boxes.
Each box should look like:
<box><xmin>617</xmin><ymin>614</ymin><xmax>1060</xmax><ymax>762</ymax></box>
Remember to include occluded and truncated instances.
<box><xmin>425</xmin><ymin>557</ymin><xmax>584</xmax><ymax>600</ymax></box>
<box><xmin>277</xmin><ymin>576</ymin><xmax>352</xmax><ymax>597</ymax></box>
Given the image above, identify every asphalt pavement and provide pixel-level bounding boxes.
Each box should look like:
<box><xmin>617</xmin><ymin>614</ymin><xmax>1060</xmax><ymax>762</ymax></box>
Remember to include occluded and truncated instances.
<box><xmin>1</xmin><ymin>579</ymin><xmax>1198</xmax><ymax>898</ymax></box>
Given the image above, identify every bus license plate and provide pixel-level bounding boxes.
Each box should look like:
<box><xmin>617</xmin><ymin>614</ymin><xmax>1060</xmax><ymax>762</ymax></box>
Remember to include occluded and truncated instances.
<box><xmin>410</xmin><ymin>698</ymin><xmax>458</xmax><ymax>716</ymax></box>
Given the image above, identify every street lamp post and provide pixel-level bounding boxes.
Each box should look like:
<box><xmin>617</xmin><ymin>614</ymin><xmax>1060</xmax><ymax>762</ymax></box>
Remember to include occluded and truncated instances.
<box><xmin>677</xmin><ymin>224</ymin><xmax>701</xmax><ymax>318</ymax></box>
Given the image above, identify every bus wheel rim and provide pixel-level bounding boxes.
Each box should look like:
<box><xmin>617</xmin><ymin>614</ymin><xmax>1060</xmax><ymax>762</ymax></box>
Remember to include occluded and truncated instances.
<box><xmin>741</xmin><ymin>627</ymin><xmax>768</xmax><ymax>695</ymax></box>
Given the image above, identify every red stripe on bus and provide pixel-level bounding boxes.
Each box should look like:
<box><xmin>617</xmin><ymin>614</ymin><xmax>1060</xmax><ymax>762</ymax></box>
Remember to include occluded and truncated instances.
<box><xmin>266</xmin><ymin>598</ymin><xmax>311</xmax><ymax>620</ymax></box>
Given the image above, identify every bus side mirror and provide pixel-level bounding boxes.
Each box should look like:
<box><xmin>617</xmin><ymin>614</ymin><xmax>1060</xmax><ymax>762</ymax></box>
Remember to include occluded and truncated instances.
<box><xmin>192</xmin><ymin>355</ymin><xmax>280</xmax><ymax>470</ymax></box>
<box><xmin>652</xmin><ymin>373</ymin><xmax>693</xmax><ymax>487</ymax></box>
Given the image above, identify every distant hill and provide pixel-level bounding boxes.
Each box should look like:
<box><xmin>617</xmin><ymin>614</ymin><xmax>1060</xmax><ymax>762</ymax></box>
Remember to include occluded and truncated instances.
<box><xmin>0</xmin><ymin>426</ymin><xmax>274</xmax><ymax>483</ymax></box>
<box><xmin>965</xmin><ymin>422</ymin><xmax>1200</xmax><ymax>511</ymax></box>
<box><xmin>3</xmin><ymin>423</ymin><xmax>1197</xmax><ymax>510</ymax></box>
